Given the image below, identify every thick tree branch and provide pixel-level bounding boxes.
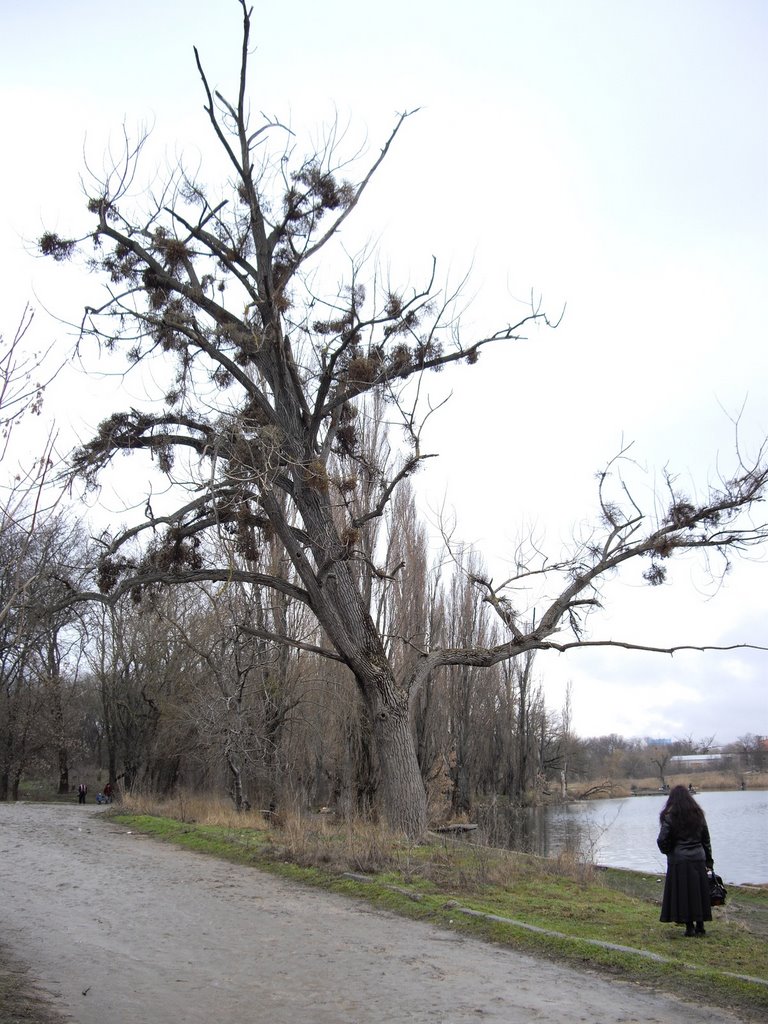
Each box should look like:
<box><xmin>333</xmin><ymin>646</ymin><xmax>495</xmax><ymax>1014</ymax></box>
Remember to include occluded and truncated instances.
<box><xmin>75</xmin><ymin>567</ymin><xmax>310</xmax><ymax>610</ymax></box>
<box><xmin>237</xmin><ymin>622</ymin><xmax>344</xmax><ymax>662</ymax></box>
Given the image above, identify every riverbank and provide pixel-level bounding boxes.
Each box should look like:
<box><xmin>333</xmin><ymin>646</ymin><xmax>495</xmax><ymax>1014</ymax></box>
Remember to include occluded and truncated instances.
<box><xmin>569</xmin><ymin>770</ymin><xmax>768</xmax><ymax>800</ymax></box>
<box><xmin>105</xmin><ymin>797</ymin><xmax>768</xmax><ymax>1021</ymax></box>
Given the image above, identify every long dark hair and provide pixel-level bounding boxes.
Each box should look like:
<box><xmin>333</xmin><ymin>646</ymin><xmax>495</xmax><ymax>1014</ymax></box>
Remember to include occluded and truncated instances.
<box><xmin>660</xmin><ymin>784</ymin><xmax>706</xmax><ymax>833</ymax></box>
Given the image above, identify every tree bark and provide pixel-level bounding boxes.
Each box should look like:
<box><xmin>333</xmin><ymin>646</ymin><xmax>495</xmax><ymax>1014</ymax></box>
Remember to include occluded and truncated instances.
<box><xmin>51</xmin><ymin>685</ymin><xmax>69</xmax><ymax>795</ymax></box>
<box><xmin>367</xmin><ymin>686</ymin><xmax>427</xmax><ymax>837</ymax></box>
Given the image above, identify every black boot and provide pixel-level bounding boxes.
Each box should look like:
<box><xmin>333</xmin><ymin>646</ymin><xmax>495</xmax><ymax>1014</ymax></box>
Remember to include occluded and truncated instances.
<box><xmin>684</xmin><ymin>923</ymin><xmax>695</xmax><ymax>937</ymax></box>
<box><xmin>694</xmin><ymin>922</ymin><xmax>706</xmax><ymax>936</ymax></box>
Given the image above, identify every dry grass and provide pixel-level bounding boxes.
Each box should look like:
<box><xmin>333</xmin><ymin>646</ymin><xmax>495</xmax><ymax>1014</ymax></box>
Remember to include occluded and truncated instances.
<box><xmin>117</xmin><ymin>789</ymin><xmax>604</xmax><ymax>891</ymax></box>
<box><xmin>119</xmin><ymin>790</ymin><xmax>271</xmax><ymax>830</ymax></box>
<box><xmin>264</xmin><ymin>815</ymin><xmax>599</xmax><ymax>893</ymax></box>
<box><xmin>120</xmin><ymin>790</ymin><xmax>403</xmax><ymax>876</ymax></box>
<box><xmin>269</xmin><ymin>811</ymin><xmax>401</xmax><ymax>875</ymax></box>
<box><xmin>117</xmin><ymin>773</ymin><xmax>765</xmax><ymax>890</ymax></box>
<box><xmin>571</xmin><ymin>770</ymin><xmax>768</xmax><ymax>800</ymax></box>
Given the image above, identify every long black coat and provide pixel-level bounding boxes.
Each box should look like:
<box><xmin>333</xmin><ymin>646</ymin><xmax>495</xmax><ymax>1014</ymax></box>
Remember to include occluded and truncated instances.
<box><xmin>657</xmin><ymin>815</ymin><xmax>713</xmax><ymax>924</ymax></box>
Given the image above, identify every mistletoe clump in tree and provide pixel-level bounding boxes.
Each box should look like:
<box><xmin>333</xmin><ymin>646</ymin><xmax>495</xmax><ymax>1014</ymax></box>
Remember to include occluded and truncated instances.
<box><xmin>41</xmin><ymin>1</ymin><xmax>768</xmax><ymax>835</ymax></box>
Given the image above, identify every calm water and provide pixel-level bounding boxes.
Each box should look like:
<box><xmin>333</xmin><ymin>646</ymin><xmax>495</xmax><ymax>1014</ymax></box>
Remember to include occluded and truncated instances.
<box><xmin>479</xmin><ymin>789</ymin><xmax>768</xmax><ymax>884</ymax></box>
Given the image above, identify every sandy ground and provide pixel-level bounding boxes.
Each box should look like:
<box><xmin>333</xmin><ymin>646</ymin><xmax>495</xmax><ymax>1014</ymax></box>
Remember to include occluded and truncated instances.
<box><xmin>0</xmin><ymin>803</ymin><xmax>748</xmax><ymax>1024</ymax></box>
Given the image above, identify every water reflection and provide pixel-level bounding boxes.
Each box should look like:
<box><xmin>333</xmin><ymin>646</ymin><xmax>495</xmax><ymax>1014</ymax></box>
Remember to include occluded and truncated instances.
<box><xmin>475</xmin><ymin>801</ymin><xmax>588</xmax><ymax>858</ymax></box>
<box><xmin>475</xmin><ymin>789</ymin><xmax>768</xmax><ymax>884</ymax></box>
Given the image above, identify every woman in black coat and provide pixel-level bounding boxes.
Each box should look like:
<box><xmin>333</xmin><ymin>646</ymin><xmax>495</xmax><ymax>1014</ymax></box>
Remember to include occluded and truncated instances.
<box><xmin>657</xmin><ymin>784</ymin><xmax>714</xmax><ymax>936</ymax></box>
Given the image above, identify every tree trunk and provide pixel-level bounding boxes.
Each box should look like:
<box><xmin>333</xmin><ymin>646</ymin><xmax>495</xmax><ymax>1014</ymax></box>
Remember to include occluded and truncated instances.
<box><xmin>47</xmin><ymin>657</ymin><xmax>70</xmax><ymax>795</ymax></box>
<box><xmin>353</xmin><ymin>714</ymin><xmax>378</xmax><ymax>814</ymax></box>
<box><xmin>54</xmin><ymin>682</ymin><xmax>69</xmax><ymax>794</ymax></box>
<box><xmin>58</xmin><ymin>750</ymin><xmax>70</xmax><ymax>796</ymax></box>
<box><xmin>451</xmin><ymin>759</ymin><xmax>471</xmax><ymax>816</ymax></box>
<box><xmin>105</xmin><ymin>709</ymin><xmax>118</xmax><ymax>788</ymax></box>
<box><xmin>369</xmin><ymin>691</ymin><xmax>427</xmax><ymax>837</ymax></box>
<box><xmin>227</xmin><ymin>751</ymin><xmax>248</xmax><ymax>812</ymax></box>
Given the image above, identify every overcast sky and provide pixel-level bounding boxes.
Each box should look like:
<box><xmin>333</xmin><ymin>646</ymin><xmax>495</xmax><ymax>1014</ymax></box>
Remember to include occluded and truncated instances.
<box><xmin>2</xmin><ymin>0</ymin><xmax>767</xmax><ymax>743</ymax></box>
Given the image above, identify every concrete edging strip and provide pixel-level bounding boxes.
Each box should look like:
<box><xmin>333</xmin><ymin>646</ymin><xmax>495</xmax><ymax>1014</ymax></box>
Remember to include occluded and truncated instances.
<box><xmin>454</xmin><ymin>906</ymin><xmax>768</xmax><ymax>987</ymax></box>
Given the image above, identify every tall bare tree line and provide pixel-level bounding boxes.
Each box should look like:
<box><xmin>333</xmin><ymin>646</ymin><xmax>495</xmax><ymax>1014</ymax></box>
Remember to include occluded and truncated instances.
<box><xmin>1</xmin><ymin>491</ymin><xmax>763</xmax><ymax>812</ymax></box>
<box><xmin>0</xmin><ymin>474</ymin><xmax>561</xmax><ymax>816</ymax></box>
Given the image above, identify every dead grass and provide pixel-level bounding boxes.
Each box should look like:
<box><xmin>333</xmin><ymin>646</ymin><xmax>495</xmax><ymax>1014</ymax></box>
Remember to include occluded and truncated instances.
<box><xmin>119</xmin><ymin>791</ymin><xmax>405</xmax><ymax>876</ymax></box>
<box><xmin>117</xmin><ymin>776</ymin><xmax>766</xmax><ymax>891</ymax></box>
<box><xmin>270</xmin><ymin>812</ymin><xmax>400</xmax><ymax>875</ymax></box>
<box><xmin>119</xmin><ymin>790</ymin><xmax>271</xmax><ymax>830</ymax></box>
<box><xmin>571</xmin><ymin>770</ymin><xmax>768</xmax><ymax>799</ymax></box>
<box><xmin>117</xmin><ymin>790</ymin><xmax>605</xmax><ymax>892</ymax></box>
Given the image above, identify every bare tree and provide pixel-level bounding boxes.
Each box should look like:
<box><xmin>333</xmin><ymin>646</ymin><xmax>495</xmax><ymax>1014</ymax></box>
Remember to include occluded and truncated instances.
<box><xmin>649</xmin><ymin>745</ymin><xmax>671</xmax><ymax>789</ymax></box>
<box><xmin>559</xmin><ymin>681</ymin><xmax>573</xmax><ymax>799</ymax></box>
<box><xmin>40</xmin><ymin>1</ymin><xmax>768</xmax><ymax>834</ymax></box>
<box><xmin>82</xmin><ymin>592</ymin><xmax>200</xmax><ymax>795</ymax></box>
<box><xmin>30</xmin><ymin>516</ymin><xmax>91</xmax><ymax>795</ymax></box>
<box><xmin>0</xmin><ymin>306</ymin><xmax>45</xmax><ymax>462</ymax></box>
<box><xmin>0</xmin><ymin>511</ymin><xmax>87</xmax><ymax>798</ymax></box>
<box><xmin>166</xmin><ymin>577</ymin><xmax>309</xmax><ymax>813</ymax></box>
<box><xmin>730</xmin><ymin>733</ymin><xmax>767</xmax><ymax>774</ymax></box>
<box><xmin>0</xmin><ymin>307</ymin><xmax>61</xmax><ymax>630</ymax></box>
<box><xmin>0</xmin><ymin>520</ymin><xmax>42</xmax><ymax>799</ymax></box>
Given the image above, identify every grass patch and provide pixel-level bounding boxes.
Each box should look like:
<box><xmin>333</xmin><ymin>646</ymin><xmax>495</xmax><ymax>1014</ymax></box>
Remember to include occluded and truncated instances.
<box><xmin>108</xmin><ymin>795</ymin><xmax>768</xmax><ymax>1021</ymax></box>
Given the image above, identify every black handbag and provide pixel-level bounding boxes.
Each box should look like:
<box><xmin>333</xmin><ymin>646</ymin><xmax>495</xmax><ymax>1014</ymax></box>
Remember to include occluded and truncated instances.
<box><xmin>708</xmin><ymin>869</ymin><xmax>727</xmax><ymax>906</ymax></box>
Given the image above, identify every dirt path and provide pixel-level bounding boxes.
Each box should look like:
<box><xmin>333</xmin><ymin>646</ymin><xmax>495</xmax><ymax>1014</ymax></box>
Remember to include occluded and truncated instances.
<box><xmin>0</xmin><ymin>803</ymin><xmax>748</xmax><ymax>1024</ymax></box>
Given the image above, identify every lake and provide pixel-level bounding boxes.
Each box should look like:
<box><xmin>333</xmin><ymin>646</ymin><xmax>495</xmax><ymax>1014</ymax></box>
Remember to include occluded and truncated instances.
<box><xmin>479</xmin><ymin>789</ymin><xmax>768</xmax><ymax>885</ymax></box>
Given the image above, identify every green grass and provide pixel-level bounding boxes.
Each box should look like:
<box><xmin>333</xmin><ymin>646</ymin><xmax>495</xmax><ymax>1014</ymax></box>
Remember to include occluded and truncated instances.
<box><xmin>110</xmin><ymin>811</ymin><xmax>768</xmax><ymax>1021</ymax></box>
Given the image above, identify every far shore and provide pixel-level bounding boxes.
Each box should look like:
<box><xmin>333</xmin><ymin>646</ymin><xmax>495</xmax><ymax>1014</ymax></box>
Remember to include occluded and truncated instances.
<box><xmin>568</xmin><ymin>769</ymin><xmax>768</xmax><ymax>801</ymax></box>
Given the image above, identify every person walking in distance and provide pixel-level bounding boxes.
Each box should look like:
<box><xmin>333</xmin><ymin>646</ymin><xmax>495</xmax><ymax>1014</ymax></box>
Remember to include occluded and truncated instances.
<box><xmin>657</xmin><ymin>784</ymin><xmax>714</xmax><ymax>937</ymax></box>
<box><xmin>77</xmin><ymin>782</ymin><xmax>88</xmax><ymax>805</ymax></box>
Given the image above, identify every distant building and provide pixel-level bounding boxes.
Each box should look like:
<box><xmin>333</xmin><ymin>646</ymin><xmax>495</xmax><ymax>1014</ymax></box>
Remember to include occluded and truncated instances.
<box><xmin>668</xmin><ymin>753</ymin><xmax>727</xmax><ymax>770</ymax></box>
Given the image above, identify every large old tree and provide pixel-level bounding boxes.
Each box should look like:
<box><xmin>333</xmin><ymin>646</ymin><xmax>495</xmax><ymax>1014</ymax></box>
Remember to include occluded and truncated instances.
<box><xmin>41</xmin><ymin>1</ymin><xmax>768</xmax><ymax>834</ymax></box>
